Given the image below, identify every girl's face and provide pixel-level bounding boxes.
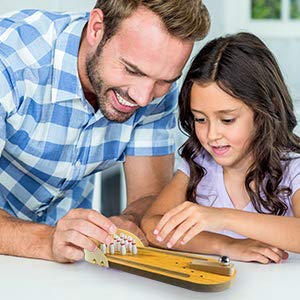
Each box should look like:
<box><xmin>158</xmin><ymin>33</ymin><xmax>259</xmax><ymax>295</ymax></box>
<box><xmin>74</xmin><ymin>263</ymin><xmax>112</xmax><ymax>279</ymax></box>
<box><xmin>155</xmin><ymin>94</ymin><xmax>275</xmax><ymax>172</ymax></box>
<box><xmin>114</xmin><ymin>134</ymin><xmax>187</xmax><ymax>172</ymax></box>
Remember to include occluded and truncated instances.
<box><xmin>190</xmin><ymin>82</ymin><xmax>255</xmax><ymax>172</ymax></box>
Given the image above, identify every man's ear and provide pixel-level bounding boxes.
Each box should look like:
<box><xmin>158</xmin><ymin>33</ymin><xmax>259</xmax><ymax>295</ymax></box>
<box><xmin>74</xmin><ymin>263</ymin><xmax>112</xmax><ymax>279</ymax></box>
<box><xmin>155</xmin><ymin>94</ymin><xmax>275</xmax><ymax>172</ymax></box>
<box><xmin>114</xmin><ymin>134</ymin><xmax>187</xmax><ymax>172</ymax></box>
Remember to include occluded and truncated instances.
<box><xmin>86</xmin><ymin>8</ymin><xmax>105</xmax><ymax>47</ymax></box>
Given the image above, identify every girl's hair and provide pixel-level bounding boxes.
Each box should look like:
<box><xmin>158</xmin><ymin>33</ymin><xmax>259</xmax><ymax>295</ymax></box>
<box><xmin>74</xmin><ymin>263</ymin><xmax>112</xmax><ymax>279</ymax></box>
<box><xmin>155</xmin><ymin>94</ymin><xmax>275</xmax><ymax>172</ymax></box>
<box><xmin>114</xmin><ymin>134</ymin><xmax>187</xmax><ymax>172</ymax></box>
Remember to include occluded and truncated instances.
<box><xmin>179</xmin><ymin>32</ymin><xmax>300</xmax><ymax>215</ymax></box>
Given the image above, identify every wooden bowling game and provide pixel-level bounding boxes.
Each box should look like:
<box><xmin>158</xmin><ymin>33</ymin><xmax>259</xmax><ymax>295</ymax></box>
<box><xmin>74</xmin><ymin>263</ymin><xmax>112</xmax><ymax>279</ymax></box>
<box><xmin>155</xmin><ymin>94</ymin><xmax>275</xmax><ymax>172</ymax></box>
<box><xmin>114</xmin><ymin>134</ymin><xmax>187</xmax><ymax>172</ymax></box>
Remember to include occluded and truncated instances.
<box><xmin>85</xmin><ymin>229</ymin><xmax>236</xmax><ymax>292</ymax></box>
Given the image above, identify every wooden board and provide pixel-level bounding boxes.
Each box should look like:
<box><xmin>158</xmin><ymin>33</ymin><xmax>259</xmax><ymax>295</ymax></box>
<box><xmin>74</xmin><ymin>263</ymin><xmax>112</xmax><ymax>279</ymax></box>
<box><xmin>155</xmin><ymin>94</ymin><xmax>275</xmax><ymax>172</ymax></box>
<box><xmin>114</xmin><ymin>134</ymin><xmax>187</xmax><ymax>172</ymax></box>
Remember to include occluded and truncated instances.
<box><xmin>85</xmin><ymin>229</ymin><xmax>236</xmax><ymax>292</ymax></box>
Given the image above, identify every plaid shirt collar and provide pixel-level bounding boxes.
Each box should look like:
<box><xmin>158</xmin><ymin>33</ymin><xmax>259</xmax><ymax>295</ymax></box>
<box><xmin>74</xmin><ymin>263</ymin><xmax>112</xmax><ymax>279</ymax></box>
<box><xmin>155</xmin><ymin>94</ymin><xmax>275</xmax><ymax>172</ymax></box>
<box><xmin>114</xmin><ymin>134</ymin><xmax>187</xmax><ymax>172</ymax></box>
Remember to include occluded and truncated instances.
<box><xmin>51</xmin><ymin>17</ymin><xmax>87</xmax><ymax>104</ymax></box>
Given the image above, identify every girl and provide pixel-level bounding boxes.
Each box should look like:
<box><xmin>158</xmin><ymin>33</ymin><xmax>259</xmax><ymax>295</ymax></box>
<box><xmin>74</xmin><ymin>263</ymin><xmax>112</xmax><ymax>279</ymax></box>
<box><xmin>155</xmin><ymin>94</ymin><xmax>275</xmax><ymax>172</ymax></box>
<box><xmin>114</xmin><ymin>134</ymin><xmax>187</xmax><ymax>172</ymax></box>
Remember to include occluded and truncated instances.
<box><xmin>141</xmin><ymin>32</ymin><xmax>300</xmax><ymax>264</ymax></box>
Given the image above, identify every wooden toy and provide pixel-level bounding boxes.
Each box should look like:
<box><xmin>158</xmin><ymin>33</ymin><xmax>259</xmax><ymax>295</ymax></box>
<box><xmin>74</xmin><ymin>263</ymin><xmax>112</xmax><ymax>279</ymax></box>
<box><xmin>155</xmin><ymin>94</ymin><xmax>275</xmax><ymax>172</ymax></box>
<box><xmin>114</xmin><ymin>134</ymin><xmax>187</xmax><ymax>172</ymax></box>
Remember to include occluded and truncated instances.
<box><xmin>84</xmin><ymin>229</ymin><xmax>236</xmax><ymax>292</ymax></box>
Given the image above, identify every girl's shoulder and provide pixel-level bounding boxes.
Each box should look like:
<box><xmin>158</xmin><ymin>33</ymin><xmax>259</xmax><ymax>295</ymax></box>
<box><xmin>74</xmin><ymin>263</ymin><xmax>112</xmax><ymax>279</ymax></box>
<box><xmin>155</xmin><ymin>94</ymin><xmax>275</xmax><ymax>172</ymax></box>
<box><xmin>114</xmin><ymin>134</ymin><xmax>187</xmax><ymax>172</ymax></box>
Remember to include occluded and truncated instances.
<box><xmin>178</xmin><ymin>149</ymin><xmax>219</xmax><ymax>176</ymax></box>
<box><xmin>194</xmin><ymin>149</ymin><xmax>217</xmax><ymax>168</ymax></box>
<box><xmin>283</xmin><ymin>152</ymin><xmax>300</xmax><ymax>171</ymax></box>
<box><xmin>281</xmin><ymin>152</ymin><xmax>300</xmax><ymax>191</ymax></box>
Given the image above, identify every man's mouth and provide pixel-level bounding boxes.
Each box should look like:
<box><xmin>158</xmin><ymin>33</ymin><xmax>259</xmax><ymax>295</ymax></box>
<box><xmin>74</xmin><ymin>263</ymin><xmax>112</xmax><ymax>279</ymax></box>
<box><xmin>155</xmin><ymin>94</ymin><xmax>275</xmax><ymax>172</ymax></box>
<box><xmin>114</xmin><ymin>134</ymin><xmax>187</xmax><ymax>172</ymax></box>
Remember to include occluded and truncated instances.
<box><xmin>115</xmin><ymin>91</ymin><xmax>138</xmax><ymax>108</ymax></box>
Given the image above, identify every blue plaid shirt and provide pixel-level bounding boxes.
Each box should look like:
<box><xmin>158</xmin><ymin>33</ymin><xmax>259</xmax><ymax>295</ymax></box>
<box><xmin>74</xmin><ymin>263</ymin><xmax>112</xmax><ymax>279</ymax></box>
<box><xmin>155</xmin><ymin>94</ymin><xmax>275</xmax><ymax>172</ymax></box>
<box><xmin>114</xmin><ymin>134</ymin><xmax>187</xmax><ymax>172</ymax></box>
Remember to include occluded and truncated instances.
<box><xmin>0</xmin><ymin>10</ymin><xmax>177</xmax><ymax>225</ymax></box>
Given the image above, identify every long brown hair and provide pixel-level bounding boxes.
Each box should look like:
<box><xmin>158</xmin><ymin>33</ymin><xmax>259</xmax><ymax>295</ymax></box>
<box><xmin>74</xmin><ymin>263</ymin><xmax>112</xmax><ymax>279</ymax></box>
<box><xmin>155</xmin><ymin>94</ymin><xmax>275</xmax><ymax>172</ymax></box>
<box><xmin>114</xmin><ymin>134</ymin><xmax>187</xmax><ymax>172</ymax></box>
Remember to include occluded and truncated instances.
<box><xmin>179</xmin><ymin>32</ymin><xmax>300</xmax><ymax>215</ymax></box>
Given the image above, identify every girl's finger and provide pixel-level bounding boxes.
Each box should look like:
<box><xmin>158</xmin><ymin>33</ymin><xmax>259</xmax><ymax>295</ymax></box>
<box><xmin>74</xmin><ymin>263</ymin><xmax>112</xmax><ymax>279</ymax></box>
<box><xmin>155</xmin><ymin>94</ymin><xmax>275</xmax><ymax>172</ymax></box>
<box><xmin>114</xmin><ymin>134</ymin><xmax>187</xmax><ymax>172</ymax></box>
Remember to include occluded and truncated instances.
<box><xmin>154</xmin><ymin>203</ymin><xmax>188</xmax><ymax>236</ymax></box>
<box><xmin>180</xmin><ymin>223</ymin><xmax>204</xmax><ymax>245</ymax></box>
<box><xmin>259</xmin><ymin>247</ymin><xmax>282</xmax><ymax>263</ymax></box>
<box><xmin>166</xmin><ymin>217</ymin><xmax>198</xmax><ymax>248</ymax></box>
<box><xmin>270</xmin><ymin>247</ymin><xmax>289</xmax><ymax>260</ymax></box>
<box><xmin>156</xmin><ymin>209</ymin><xmax>191</xmax><ymax>242</ymax></box>
<box><xmin>249</xmin><ymin>252</ymin><xmax>270</xmax><ymax>264</ymax></box>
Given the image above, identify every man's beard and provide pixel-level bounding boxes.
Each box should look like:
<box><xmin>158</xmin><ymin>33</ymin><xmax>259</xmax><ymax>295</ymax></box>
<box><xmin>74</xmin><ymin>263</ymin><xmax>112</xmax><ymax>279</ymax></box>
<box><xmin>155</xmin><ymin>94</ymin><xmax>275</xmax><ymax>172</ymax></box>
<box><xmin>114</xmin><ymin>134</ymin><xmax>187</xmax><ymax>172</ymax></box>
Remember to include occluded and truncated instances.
<box><xmin>85</xmin><ymin>45</ymin><xmax>135</xmax><ymax>123</ymax></box>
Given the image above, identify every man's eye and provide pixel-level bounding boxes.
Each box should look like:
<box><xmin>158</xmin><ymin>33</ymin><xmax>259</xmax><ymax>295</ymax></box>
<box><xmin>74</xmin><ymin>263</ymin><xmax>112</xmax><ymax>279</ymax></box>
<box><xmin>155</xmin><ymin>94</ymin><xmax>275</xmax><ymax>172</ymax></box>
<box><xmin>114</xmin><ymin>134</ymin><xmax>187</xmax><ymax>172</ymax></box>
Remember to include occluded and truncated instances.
<box><xmin>125</xmin><ymin>67</ymin><xmax>138</xmax><ymax>75</ymax></box>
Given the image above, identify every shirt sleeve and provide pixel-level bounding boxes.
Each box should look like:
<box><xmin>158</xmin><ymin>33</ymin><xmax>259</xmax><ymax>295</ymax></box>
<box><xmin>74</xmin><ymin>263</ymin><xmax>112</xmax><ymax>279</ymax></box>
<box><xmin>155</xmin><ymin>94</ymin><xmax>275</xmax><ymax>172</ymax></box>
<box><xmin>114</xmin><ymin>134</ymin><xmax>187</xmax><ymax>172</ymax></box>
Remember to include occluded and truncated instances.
<box><xmin>125</xmin><ymin>82</ymin><xmax>178</xmax><ymax>156</ymax></box>
<box><xmin>286</xmin><ymin>157</ymin><xmax>300</xmax><ymax>198</ymax></box>
<box><xmin>0</xmin><ymin>58</ymin><xmax>16</xmax><ymax>156</ymax></box>
<box><xmin>177</xmin><ymin>150</ymin><xmax>208</xmax><ymax>177</ymax></box>
<box><xmin>0</xmin><ymin>57</ymin><xmax>17</xmax><ymax>211</ymax></box>
<box><xmin>0</xmin><ymin>52</ymin><xmax>22</xmax><ymax>146</ymax></box>
<box><xmin>178</xmin><ymin>157</ymin><xmax>191</xmax><ymax>177</ymax></box>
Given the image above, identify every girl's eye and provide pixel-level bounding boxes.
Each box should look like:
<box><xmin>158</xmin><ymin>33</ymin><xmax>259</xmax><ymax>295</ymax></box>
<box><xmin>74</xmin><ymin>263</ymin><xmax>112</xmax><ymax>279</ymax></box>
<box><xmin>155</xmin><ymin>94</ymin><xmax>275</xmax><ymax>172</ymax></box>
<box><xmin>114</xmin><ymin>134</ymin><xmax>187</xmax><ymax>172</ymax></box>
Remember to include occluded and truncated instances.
<box><xmin>194</xmin><ymin>117</ymin><xmax>206</xmax><ymax>123</ymax></box>
<box><xmin>222</xmin><ymin>119</ymin><xmax>235</xmax><ymax>124</ymax></box>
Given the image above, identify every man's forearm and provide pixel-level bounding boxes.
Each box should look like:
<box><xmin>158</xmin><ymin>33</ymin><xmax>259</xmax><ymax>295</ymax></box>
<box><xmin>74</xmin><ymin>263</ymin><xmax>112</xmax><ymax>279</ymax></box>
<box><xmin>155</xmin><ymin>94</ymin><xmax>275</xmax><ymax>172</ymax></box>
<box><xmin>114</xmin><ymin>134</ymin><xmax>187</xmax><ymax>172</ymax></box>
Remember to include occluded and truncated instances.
<box><xmin>0</xmin><ymin>209</ymin><xmax>54</xmax><ymax>260</ymax></box>
<box><xmin>121</xmin><ymin>195</ymin><xmax>156</xmax><ymax>225</ymax></box>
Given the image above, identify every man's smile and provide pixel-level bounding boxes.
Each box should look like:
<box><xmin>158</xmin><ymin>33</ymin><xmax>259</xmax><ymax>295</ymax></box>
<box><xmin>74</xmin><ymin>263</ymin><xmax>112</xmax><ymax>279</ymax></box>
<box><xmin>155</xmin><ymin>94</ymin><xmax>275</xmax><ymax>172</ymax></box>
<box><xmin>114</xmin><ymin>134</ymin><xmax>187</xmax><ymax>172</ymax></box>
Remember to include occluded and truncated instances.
<box><xmin>115</xmin><ymin>91</ymin><xmax>138</xmax><ymax>107</ymax></box>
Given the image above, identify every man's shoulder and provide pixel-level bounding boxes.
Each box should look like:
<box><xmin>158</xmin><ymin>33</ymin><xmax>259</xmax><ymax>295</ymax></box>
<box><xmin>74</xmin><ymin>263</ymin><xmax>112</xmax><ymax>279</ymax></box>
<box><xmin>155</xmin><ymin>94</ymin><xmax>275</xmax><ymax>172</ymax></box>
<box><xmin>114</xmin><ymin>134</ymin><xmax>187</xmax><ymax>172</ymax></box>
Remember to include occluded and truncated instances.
<box><xmin>0</xmin><ymin>9</ymin><xmax>89</xmax><ymax>38</ymax></box>
<box><xmin>0</xmin><ymin>9</ymin><xmax>88</xmax><ymax>74</ymax></box>
<box><xmin>0</xmin><ymin>9</ymin><xmax>88</xmax><ymax>26</ymax></box>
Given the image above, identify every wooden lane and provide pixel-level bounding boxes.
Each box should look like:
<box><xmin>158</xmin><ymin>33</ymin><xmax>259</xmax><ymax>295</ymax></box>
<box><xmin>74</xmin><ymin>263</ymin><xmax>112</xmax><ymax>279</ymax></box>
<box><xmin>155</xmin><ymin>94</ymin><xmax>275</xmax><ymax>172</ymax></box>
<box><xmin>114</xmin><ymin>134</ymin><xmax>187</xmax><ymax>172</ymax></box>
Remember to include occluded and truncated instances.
<box><xmin>106</xmin><ymin>247</ymin><xmax>236</xmax><ymax>292</ymax></box>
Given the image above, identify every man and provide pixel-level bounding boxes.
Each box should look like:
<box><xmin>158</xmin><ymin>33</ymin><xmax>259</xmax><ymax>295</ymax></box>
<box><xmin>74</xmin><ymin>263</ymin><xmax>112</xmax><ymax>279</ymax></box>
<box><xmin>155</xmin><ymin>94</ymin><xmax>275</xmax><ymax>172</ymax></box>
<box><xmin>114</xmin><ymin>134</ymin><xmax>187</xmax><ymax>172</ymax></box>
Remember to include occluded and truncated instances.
<box><xmin>0</xmin><ymin>1</ymin><xmax>210</xmax><ymax>262</ymax></box>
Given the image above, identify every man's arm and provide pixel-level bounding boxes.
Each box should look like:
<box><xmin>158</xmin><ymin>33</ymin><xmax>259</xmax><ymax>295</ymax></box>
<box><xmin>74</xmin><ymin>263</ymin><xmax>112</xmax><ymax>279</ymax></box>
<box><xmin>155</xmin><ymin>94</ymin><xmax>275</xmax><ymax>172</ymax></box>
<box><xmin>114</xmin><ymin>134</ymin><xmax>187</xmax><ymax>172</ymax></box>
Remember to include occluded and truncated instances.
<box><xmin>109</xmin><ymin>154</ymin><xmax>174</xmax><ymax>243</ymax></box>
<box><xmin>0</xmin><ymin>207</ymin><xmax>117</xmax><ymax>262</ymax></box>
<box><xmin>0</xmin><ymin>209</ymin><xmax>54</xmax><ymax>259</ymax></box>
<box><xmin>124</xmin><ymin>154</ymin><xmax>174</xmax><ymax>222</ymax></box>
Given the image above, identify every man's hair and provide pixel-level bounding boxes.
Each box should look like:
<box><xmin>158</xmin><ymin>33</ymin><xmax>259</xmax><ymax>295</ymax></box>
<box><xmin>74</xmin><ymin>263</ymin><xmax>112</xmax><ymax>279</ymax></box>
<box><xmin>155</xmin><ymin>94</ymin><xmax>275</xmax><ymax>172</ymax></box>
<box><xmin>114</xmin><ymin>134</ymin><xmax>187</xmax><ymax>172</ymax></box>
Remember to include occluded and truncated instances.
<box><xmin>94</xmin><ymin>0</ymin><xmax>210</xmax><ymax>44</ymax></box>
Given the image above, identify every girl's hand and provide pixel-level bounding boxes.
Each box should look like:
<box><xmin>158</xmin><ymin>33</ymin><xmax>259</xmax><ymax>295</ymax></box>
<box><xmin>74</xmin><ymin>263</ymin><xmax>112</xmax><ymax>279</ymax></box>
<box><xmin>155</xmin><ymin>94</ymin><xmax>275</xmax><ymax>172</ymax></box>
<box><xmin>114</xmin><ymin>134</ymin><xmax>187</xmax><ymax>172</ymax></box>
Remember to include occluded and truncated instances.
<box><xmin>226</xmin><ymin>238</ymin><xmax>289</xmax><ymax>264</ymax></box>
<box><xmin>153</xmin><ymin>201</ymin><xmax>225</xmax><ymax>248</ymax></box>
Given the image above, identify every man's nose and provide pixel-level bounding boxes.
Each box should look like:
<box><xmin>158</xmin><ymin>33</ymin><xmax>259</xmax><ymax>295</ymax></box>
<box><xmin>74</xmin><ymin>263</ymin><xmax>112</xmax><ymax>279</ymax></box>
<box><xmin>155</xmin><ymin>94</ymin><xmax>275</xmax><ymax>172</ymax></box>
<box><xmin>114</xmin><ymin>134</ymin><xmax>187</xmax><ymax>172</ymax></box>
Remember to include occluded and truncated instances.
<box><xmin>128</xmin><ymin>79</ymin><xmax>155</xmax><ymax>107</ymax></box>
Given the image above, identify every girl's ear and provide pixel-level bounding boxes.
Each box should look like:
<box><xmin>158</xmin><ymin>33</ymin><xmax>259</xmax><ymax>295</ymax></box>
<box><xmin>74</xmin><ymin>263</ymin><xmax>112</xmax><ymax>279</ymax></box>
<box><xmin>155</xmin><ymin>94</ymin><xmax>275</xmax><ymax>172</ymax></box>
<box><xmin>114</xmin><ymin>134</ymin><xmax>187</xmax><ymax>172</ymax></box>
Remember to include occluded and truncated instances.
<box><xmin>85</xmin><ymin>8</ymin><xmax>105</xmax><ymax>47</ymax></box>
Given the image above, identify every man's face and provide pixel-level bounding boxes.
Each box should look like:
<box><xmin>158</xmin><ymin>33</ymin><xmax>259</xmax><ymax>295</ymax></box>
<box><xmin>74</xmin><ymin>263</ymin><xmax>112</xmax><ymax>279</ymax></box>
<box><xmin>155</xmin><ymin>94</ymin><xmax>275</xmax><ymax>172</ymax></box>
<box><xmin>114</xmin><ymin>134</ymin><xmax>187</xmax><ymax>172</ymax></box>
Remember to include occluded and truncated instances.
<box><xmin>85</xmin><ymin>7</ymin><xmax>193</xmax><ymax>122</ymax></box>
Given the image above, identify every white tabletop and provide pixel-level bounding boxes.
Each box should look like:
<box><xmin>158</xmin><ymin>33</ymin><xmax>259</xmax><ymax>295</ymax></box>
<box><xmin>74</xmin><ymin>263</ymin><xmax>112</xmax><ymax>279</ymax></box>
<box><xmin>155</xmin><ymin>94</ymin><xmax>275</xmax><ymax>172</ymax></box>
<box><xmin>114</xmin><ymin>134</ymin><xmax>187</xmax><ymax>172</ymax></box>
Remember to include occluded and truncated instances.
<box><xmin>0</xmin><ymin>253</ymin><xmax>299</xmax><ymax>300</ymax></box>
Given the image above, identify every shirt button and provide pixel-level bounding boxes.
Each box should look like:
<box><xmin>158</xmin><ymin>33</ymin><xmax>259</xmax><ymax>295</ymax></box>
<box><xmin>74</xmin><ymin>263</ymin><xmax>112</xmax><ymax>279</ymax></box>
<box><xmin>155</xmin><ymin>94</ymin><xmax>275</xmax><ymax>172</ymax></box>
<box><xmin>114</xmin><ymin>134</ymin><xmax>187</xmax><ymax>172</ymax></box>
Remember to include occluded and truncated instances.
<box><xmin>75</xmin><ymin>161</ymin><xmax>81</xmax><ymax>168</ymax></box>
<box><xmin>37</xmin><ymin>211</ymin><xmax>43</xmax><ymax>217</ymax></box>
<box><xmin>57</xmin><ymin>192</ymin><xmax>64</xmax><ymax>198</ymax></box>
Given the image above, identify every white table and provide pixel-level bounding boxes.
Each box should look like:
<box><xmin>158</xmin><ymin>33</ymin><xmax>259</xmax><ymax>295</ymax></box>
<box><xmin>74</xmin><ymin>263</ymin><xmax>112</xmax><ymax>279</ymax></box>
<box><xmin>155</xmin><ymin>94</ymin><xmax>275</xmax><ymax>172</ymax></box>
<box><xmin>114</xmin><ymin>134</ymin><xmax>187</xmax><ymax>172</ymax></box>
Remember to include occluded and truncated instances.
<box><xmin>0</xmin><ymin>253</ymin><xmax>299</xmax><ymax>300</ymax></box>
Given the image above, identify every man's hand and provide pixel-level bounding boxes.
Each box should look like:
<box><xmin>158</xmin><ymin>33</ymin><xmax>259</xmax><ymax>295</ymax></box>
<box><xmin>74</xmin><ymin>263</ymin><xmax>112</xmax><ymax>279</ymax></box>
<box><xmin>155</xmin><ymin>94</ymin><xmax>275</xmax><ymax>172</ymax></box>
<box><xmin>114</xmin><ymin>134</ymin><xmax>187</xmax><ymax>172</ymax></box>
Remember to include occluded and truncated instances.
<box><xmin>109</xmin><ymin>215</ymin><xmax>149</xmax><ymax>246</ymax></box>
<box><xmin>50</xmin><ymin>208</ymin><xmax>117</xmax><ymax>263</ymax></box>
